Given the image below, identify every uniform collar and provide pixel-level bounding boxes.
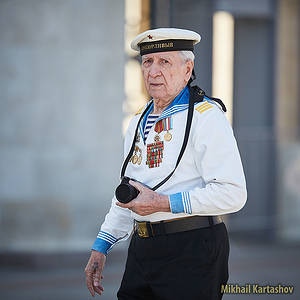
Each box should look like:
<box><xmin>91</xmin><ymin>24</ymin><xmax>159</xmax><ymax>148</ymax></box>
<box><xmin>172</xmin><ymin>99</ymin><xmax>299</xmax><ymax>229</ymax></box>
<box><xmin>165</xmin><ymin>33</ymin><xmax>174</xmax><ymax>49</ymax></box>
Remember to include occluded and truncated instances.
<box><xmin>139</xmin><ymin>85</ymin><xmax>190</xmax><ymax>142</ymax></box>
<box><xmin>158</xmin><ymin>85</ymin><xmax>189</xmax><ymax>120</ymax></box>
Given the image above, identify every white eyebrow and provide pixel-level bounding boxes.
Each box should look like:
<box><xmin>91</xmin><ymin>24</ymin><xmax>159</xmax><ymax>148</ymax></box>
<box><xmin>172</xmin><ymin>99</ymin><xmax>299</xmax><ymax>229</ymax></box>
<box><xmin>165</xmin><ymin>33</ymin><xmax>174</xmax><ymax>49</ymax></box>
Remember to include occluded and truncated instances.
<box><xmin>141</xmin><ymin>55</ymin><xmax>172</xmax><ymax>61</ymax></box>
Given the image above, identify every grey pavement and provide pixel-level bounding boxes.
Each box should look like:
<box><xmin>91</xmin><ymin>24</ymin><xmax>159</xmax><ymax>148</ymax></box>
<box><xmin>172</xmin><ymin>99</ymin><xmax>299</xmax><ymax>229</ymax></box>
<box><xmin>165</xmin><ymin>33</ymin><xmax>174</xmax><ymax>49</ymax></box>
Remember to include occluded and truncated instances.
<box><xmin>0</xmin><ymin>238</ymin><xmax>299</xmax><ymax>300</ymax></box>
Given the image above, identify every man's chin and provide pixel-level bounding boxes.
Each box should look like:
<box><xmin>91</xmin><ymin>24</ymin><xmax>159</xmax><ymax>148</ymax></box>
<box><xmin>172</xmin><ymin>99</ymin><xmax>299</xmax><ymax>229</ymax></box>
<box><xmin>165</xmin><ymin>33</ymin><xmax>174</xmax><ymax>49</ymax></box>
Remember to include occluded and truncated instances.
<box><xmin>148</xmin><ymin>88</ymin><xmax>166</xmax><ymax>99</ymax></box>
<box><xmin>150</xmin><ymin>93</ymin><xmax>165</xmax><ymax>100</ymax></box>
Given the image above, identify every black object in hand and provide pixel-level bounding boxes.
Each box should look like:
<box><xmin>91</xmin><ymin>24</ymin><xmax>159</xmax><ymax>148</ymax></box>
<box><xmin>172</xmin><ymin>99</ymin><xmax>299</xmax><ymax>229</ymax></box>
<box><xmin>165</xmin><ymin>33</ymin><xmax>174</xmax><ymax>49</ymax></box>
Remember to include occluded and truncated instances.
<box><xmin>115</xmin><ymin>176</ymin><xmax>139</xmax><ymax>203</ymax></box>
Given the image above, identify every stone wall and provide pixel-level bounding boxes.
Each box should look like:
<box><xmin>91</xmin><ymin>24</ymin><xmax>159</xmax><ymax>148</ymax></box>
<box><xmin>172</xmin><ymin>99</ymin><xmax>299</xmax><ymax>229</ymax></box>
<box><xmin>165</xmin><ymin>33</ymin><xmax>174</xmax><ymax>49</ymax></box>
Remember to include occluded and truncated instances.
<box><xmin>0</xmin><ymin>0</ymin><xmax>125</xmax><ymax>251</ymax></box>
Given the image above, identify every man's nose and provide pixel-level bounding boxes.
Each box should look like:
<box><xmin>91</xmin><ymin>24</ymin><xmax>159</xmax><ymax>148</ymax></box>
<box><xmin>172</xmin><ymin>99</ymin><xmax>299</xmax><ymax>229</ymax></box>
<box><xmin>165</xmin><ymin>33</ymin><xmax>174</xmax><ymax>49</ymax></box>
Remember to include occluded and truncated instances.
<box><xmin>148</xmin><ymin>63</ymin><xmax>161</xmax><ymax>77</ymax></box>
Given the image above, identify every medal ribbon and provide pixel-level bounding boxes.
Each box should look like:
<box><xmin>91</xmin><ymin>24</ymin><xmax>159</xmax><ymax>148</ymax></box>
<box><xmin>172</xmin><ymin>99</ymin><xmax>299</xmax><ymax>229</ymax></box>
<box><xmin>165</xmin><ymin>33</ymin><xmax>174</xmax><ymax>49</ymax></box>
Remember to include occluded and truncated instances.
<box><xmin>163</xmin><ymin>116</ymin><xmax>172</xmax><ymax>131</ymax></box>
<box><xmin>154</xmin><ymin>120</ymin><xmax>163</xmax><ymax>134</ymax></box>
<box><xmin>146</xmin><ymin>141</ymin><xmax>164</xmax><ymax>168</ymax></box>
<box><xmin>154</xmin><ymin>116</ymin><xmax>172</xmax><ymax>133</ymax></box>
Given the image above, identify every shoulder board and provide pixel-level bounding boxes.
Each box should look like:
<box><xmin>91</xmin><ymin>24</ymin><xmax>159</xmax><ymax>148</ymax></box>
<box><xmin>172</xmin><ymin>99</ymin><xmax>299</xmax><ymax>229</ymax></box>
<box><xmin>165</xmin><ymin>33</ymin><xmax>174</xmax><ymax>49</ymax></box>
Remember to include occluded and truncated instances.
<box><xmin>195</xmin><ymin>100</ymin><xmax>214</xmax><ymax>114</ymax></box>
<box><xmin>134</xmin><ymin>105</ymin><xmax>146</xmax><ymax>115</ymax></box>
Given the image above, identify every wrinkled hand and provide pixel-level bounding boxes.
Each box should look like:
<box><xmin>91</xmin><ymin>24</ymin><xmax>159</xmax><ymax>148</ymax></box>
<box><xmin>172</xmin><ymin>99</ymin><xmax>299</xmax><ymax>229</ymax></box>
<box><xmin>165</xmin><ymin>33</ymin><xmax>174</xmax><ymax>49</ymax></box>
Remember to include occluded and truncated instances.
<box><xmin>85</xmin><ymin>250</ymin><xmax>106</xmax><ymax>297</ymax></box>
<box><xmin>116</xmin><ymin>180</ymin><xmax>170</xmax><ymax>216</ymax></box>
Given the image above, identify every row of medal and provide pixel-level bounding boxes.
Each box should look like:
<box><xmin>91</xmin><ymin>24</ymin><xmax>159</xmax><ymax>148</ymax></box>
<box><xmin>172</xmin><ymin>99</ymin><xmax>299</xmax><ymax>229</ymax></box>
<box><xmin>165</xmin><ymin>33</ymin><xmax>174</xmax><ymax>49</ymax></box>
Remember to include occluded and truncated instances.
<box><xmin>130</xmin><ymin>116</ymin><xmax>173</xmax><ymax>168</ymax></box>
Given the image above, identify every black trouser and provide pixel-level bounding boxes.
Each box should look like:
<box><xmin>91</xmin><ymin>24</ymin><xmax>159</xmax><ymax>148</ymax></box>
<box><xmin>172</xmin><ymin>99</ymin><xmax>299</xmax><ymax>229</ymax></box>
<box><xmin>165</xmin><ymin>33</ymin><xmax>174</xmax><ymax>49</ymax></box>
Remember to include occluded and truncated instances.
<box><xmin>117</xmin><ymin>222</ymin><xmax>229</xmax><ymax>300</ymax></box>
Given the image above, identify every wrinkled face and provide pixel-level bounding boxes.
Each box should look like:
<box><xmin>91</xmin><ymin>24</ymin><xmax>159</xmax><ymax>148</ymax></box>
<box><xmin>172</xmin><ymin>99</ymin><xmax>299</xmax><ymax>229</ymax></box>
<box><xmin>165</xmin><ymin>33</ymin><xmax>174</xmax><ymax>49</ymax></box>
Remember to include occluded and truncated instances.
<box><xmin>141</xmin><ymin>51</ymin><xmax>193</xmax><ymax>102</ymax></box>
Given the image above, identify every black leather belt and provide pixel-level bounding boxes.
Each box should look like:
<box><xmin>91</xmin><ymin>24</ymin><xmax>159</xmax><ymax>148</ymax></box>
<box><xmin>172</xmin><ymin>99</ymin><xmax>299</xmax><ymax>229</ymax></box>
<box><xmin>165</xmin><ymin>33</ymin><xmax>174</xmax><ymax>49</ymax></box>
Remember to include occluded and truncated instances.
<box><xmin>134</xmin><ymin>215</ymin><xmax>223</xmax><ymax>238</ymax></box>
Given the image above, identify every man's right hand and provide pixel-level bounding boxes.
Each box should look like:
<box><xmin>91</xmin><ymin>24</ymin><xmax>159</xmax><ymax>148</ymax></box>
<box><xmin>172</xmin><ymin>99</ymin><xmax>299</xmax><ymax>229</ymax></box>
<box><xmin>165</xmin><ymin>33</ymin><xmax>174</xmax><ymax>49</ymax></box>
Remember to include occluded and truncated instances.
<box><xmin>85</xmin><ymin>250</ymin><xmax>106</xmax><ymax>297</ymax></box>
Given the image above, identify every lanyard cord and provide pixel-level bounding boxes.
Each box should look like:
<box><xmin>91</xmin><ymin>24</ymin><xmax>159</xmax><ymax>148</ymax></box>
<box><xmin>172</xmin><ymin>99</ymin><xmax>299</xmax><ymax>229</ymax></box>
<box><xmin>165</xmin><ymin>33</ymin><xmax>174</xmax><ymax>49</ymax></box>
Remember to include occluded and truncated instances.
<box><xmin>120</xmin><ymin>85</ymin><xmax>205</xmax><ymax>190</ymax></box>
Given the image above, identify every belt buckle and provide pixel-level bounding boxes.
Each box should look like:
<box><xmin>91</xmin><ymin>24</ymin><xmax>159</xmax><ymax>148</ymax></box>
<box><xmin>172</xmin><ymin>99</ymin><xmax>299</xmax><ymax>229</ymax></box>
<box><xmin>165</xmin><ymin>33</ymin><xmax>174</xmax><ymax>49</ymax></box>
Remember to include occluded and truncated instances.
<box><xmin>137</xmin><ymin>222</ymin><xmax>149</xmax><ymax>238</ymax></box>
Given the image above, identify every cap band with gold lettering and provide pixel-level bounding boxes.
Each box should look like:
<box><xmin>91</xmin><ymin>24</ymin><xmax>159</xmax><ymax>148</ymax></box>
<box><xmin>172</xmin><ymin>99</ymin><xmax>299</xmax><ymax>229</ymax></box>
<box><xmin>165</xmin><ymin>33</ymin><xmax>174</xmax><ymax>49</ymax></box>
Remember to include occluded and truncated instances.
<box><xmin>139</xmin><ymin>39</ymin><xmax>194</xmax><ymax>56</ymax></box>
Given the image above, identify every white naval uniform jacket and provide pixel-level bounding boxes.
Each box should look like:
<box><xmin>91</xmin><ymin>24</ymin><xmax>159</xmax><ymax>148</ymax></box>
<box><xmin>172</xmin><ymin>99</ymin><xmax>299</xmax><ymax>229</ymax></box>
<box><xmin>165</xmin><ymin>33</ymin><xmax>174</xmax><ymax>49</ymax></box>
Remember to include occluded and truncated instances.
<box><xmin>92</xmin><ymin>86</ymin><xmax>247</xmax><ymax>254</ymax></box>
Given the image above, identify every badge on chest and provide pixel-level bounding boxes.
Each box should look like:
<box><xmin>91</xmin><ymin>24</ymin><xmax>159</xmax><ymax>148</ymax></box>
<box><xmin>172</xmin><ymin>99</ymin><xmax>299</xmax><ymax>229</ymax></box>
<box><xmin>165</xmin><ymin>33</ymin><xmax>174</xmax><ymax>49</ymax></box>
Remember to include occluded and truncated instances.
<box><xmin>155</xmin><ymin>116</ymin><xmax>173</xmax><ymax>142</ymax></box>
<box><xmin>130</xmin><ymin>116</ymin><xmax>174</xmax><ymax>168</ymax></box>
<box><xmin>145</xmin><ymin>116</ymin><xmax>173</xmax><ymax>168</ymax></box>
<box><xmin>146</xmin><ymin>139</ymin><xmax>164</xmax><ymax>168</ymax></box>
<box><xmin>130</xmin><ymin>145</ymin><xmax>142</xmax><ymax>165</ymax></box>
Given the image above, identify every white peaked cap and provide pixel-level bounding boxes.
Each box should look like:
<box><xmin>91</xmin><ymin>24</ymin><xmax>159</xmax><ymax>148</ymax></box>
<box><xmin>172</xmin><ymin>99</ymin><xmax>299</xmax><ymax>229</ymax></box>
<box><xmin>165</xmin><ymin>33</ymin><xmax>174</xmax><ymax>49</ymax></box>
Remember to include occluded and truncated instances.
<box><xmin>131</xmin><ymin>28</ymin><xmax>201</xmax><ymax>55</ymax></box>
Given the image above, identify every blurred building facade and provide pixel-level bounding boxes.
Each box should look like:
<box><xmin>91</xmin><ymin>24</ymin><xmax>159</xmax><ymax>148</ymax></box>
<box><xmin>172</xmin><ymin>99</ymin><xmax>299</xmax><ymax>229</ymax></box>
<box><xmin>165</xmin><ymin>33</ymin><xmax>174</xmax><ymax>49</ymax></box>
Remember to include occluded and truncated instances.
<box><xmin>151</xmin><ymin>0</ymin><xmax>300</xmax><ymax>242</ymax></box>
<box><xmin>0</xmin><ymin>0</ymin><xmax>125</xmax><ymax>252</ymax></box>
<box><xmin>0</xmin><ymin>0</ymin><xmax>299</xmax><ymax>254</ymax></box>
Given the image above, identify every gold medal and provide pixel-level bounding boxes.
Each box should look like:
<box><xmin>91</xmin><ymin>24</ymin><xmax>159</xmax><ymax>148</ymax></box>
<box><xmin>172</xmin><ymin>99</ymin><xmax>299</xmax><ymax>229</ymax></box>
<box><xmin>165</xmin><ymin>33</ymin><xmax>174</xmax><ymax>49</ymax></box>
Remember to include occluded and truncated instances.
<box><xmin>137</xmin><ymin>156</ymin><xmax>142</xmax><ymax>165</ymax></box>
<box><xmin>131</xmin><ymin>145</ymin><xmax>142</xmax><ymax>165</ymax></box>
<box><xmin>132</xmin><ymin>154</ymin><xmax>138</xmax><ymax>164</ymax></box>
<box><xmin>156</xmin><ymin>116</ymin><xmax>173</xmax><ymax>143</ymax></box>
<box><xmin>164</xmin><ymin>131</ymin><xmax>172</xmax><ymax>142</ymax></box>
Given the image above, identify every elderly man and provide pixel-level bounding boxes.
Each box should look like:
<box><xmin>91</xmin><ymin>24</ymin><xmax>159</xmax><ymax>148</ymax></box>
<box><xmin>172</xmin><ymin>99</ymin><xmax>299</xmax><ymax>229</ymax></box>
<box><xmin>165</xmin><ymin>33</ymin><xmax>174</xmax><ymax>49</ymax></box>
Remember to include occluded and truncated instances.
<box><xmin>85</xmin><ymin>28</ymin><xmax>247</xmax><ymax>300</ymax></box>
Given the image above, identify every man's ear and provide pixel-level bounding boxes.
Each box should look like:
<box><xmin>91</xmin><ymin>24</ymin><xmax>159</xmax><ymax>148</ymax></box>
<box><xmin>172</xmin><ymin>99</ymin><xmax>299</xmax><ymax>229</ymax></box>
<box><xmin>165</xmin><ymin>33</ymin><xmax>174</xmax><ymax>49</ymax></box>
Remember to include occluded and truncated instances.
<box><xmin>185</xmin><ymin>60</ymin><xmax>194</xmax><ymax>82</ymax></box>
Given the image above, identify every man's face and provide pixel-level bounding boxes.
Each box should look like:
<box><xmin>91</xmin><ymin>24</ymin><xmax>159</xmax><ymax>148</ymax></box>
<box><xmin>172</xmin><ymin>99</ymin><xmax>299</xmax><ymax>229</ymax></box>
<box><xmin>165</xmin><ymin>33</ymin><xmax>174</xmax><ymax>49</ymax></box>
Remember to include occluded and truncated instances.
<box><xmin>141</xmin><ymin>51</ymin><xmax>193</xmax><ymax>102</ymax></box>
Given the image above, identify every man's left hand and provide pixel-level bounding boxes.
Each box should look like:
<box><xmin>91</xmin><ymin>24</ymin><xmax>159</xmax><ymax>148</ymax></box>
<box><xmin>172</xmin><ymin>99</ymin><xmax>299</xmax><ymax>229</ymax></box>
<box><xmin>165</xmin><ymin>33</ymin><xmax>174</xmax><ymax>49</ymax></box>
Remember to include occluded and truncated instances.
<box><xmin>116</xmin><ymin>180</ymin><xmax>170</xmax><ymax>216</ymax></box>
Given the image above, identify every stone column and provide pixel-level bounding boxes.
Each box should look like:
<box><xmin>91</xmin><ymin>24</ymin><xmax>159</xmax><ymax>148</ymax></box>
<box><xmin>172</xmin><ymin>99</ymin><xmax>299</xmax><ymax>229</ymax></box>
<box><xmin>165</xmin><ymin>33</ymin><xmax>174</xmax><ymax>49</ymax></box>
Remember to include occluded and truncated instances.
<box><xmin>275</xmin><ymin>0</ymin><xmax>300</xmax><ymax>242</ymax></box>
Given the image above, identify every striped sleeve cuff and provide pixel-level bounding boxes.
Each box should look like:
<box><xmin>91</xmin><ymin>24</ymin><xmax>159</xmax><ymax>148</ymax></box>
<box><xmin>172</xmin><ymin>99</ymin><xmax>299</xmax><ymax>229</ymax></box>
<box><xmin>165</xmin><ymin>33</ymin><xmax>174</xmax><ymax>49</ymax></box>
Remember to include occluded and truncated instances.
<box><xmin>91</xmin><ymin>231</ymin><xmax>117</xmax><ymax>255</ymax></box>
<box><xmin>169</xmin><ymin>192</ymin><xmax>192</xmax><ymax>214</ymax></box>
